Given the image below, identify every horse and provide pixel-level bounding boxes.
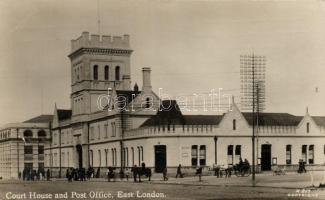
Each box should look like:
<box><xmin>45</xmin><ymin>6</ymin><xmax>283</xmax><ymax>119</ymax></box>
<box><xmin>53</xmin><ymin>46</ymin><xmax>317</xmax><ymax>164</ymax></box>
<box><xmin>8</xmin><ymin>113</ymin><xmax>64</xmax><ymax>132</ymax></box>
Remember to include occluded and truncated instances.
<box><xmin>132</xmin><ymin>163</ymin><xmax>152</xmax><ymax>182</ymax></box>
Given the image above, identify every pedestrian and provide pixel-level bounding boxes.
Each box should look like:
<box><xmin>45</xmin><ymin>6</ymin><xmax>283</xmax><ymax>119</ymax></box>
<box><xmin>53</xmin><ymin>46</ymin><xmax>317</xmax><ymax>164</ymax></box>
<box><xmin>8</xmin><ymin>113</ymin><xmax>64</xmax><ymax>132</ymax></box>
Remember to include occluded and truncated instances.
<box><xmin>107</xmin><ymin>167</ymin><xmax>111</xmax><ymax>182</ymax></box>
<box><xmin>196</xmin><ymin>166</ymin><xmax>202</xmax><ymax>181</ymax></box>
<box><xmin>125</xmin><ymin>168</ymin><xmax>130</xmax><ymax>181</ymax></box>
<box><xmin>163</xmin><ymin>167</ymin><xmax>168</xmax><ymax>181</ymax></box>
<box><xmin>119</xmin><ymin>170</ymin><xmax>124</xmax><ymax>181</ymax></box>
<box><xmin>176</xmin><ymin>164</ymin><xmax>183</xmax><ymax>178</ymax></box>
<box><xmin>46</xmin><ymin>169</ymin><xmax>50</xmax><ymax>181</ymax></box>
<box><xmin>131</xmin><ymin>165</ymin><xmax>137</xmax><ymax>182</ymax></box>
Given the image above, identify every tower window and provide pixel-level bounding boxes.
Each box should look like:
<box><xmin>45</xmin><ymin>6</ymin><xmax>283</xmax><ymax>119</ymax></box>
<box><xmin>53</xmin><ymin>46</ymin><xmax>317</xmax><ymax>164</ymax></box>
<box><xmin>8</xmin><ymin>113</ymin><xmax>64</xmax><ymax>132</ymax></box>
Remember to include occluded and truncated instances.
<box><xmin>145</xmin><ymin>97</ymin><xmax>150</xmax><ymax>108</ymax></box>
<box><xmin>93</xmin><ymin>65</ymin><xmax>98</xmax><ymax>80</ymax></box>
<box><xmin>233</xmin><ymin>119</ymin><xmax>236</xmax><ymax>130</ymax></box>
<box><xmin>306</xmin><ymin>123</ymin><xmax>310</xmax><ymax>133</ymax></box>
<box><xmin>104</xmin><ymin>65</ymin><xmax>109</xmax><ymax>80</ymax></box>
<box><xmin>115</xmin><ymin>66</ymin><xmax>120</xmax><ymax>80</ymax></box>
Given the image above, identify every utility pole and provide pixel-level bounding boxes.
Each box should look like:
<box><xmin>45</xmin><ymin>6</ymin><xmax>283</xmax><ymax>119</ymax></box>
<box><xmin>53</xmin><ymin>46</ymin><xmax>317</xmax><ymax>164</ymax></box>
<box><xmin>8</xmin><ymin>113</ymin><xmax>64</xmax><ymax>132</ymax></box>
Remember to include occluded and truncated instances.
<box><xmin>240</xmin><ymin>54</ymin><xmax>266</xmax><ymax>187</ymax></box>
<box><xmin>252</xmin><ymin>54</ymin><xmax>255</xmax><ymax>186</ymax></box>
<box><xmin>120</xmin><ymin>104</ymin><xmax>125</xmax><ymax>173</ymax></box>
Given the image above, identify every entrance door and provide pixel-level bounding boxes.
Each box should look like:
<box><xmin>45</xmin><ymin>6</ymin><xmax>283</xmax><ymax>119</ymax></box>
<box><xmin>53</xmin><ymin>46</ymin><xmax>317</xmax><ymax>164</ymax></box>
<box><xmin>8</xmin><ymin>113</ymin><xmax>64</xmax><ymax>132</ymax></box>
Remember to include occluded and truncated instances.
<box><xmin>154</xmin><ymin>145</ymin><xmax>166</xmax><ymax>173</ymax></box>
<box><xmin>76</xmin><ymin>144</ymin><xmax>83</xmax><ymax>169</ymax></box>
<box><xmin>261</xmin><ymin>144</ymin><xmax>271</xmax><ymax>171</ymax></box>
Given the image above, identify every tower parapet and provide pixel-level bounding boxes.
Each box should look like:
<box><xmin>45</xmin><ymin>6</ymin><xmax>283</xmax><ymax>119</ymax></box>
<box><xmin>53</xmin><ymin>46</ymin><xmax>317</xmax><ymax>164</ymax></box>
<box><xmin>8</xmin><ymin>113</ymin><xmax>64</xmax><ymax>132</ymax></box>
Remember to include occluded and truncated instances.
<box><xmin>71</xmin><ymin>32</ymin><xmax>130</xmax><ymax>53</ymax></box>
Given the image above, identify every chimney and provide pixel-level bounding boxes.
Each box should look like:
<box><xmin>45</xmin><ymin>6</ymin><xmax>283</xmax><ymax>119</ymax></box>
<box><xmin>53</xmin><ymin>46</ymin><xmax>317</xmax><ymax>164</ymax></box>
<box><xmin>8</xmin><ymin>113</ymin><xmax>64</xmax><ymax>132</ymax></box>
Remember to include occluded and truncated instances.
<box><xmin>134</xmin><ymin>83</ymin><xmax>139</xmax><ymax>92</ymax></box>
<box><xmin>142</xmin><ymin>67</ymin><xmax>152</xmax><ymax>92</ymax></box>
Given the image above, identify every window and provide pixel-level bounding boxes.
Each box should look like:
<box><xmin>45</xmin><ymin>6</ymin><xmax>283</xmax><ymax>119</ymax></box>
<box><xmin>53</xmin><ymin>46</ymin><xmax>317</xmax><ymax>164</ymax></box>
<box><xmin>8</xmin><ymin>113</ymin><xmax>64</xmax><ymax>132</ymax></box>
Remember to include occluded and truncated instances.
<box><xmin>62</xmin><ymin>152</ymin><xmax>65</xmax><ymax>167</ymax></box>
<box><xmin>38</xmin><ymin>146</ymin><xmax>44</xmax><ymax>154</ymax></box>
<box><xmin>131</xmin><ymin>147</ymin><xmax>134</xmax><ymax>166</ymax></box>
<box><xmin>67</xmin><ymin>152</ymin><xmax>70</xmax><ymax>167</ymax></box>
<box><xmin>115</xmin><ymin>66</ymin><xmax>120</xmax><ymax>80</ymax></box>
<box><xmin>227</xmin><ymin>145</ymin><xmax>234</xmax><ymax>165</ymax></box>
<box><xmin>145</xmin><ymin>97</ymin><xmax>150</xmax><ymax>109</ymax></box>
<box><xmin>199</xmin><ymin>145</ymin><xmax>206</xmax><ymax>166</ymax></box>
<box><xmin>104</xmin><ymin>124</ymin><xmax>108</xmax><ymax>138</ymax></box>
<box><xmin>53</xmin><ymin>133</ymin><xmax>57</xmax><ymax>145</ymax></box>
<box><xmin>74</xmin><ymin>68</ymin><xmax>77</xmax><ymax>82</ymax></box>
<box><xmin>97</xmin><ymin>125</ymin><xmax>100</xmax><ymax>140</ymax></box>
<box><xmin>38</xmin><ymin>130</ymin><xmax>46</xmax><ymax>142</ymax></box>
<box><xmin>302</xmin><ymin>145</ymin><xmax>307</xmax><ymax>162</ymax></box>
<box><xmin>61</xmin><ymin>131</ymin><xmax>65</xmax><ymax>144</ymax></box>
<box><xmin>235</xmin><ymin>145</ymin><xmax>241</xmax><ymax>163</ymax></box>
<box><xmin>89</xmin><ymin>150</ymin><xmax>94</xmax><ymax>167</ymax></box>
<box><xmin>111</xmin><ymin>149</ymin><xmax>115</xmax><ymax>166</ymax></box>
<box><xmin>111</xmin><ymin>122</ymin><xmax>116</xmax><ymax>137</ymax></box>
<box><xmin>309</xmin><ymin>145</ymin><xmax>314</xmax><ymax>164</ymax></box>
<box><xmin>141</xmin><ymin>146</ymin><xmax>144</xmax><ymax>163</ymax></box>
<box><xmin>137</xmin><ymin>147</ymin><xmax>141</xmax><ymax>166</ymax></box>
<box><xmin>286</xmin><ymin>145</ymin><xmax>292</xmax><ymax>165</ymax></box>
<box><xmin>233</xmin><ymin>119</ymin><xmax>236</xmax><ymax>130</ymax></box>
<box><xmin>114</xmin><ymin>148</ymin><xmax>117</xmax><ymax>166</ymax></box>
<box><xmin>24</xmin><ymin>146</ymin><xmax>33</xmax><ymax>154</ymax></box>
<box><xmin>105</xmin><ymin>149</ymin><xmax>108</xmax><ymax>167</ymax></box>
<box><xmin>98</xmin><ymin>150</ymin><xmax>101</xmax><ymax>167</ymax></box>
<box><xmin>191</xmin><ymin>145</ymin><xmax>198</xmax><ymax>166</ymax></box>
<box><xmin>104</xmin><ymin>65</ymin><xmax>109</xmax><ymax>80</ymax></box>
<box><xmin>90</xmin><ymin>127</ymin><xmax>94</xmax><ymax>140</ymax></box>
<box><xmin>93</xmin><ymin>65</ymin><xmax>98</xmax><ymax>80</ymax></box>
<box><xmin>307</xmin><ymin>123</ymin><xmax>310</xmax><ymax>133</ymax></box>
<box><xmin>24</xmin><ymin>130</ymin><xmax>33</xmax><ymax>141</ymax></box>
<box><xmin>126</xmin><ymin>147</ymin><xmax>129</xmax><ymax>167</ymax></box>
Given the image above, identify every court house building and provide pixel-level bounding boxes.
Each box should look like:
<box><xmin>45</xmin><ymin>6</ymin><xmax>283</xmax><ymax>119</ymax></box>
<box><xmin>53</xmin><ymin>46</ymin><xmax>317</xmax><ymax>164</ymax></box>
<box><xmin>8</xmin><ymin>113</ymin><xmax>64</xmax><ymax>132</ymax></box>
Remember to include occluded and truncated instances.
<box><xmin>44</xmin><ymin>32</ymin><xmax>325</xmax><ymax>177</ymax></box>
<box><xmin>1</xmin><ymin>31</ymin><xmax>325</xmax><ymax>179</ymax></box>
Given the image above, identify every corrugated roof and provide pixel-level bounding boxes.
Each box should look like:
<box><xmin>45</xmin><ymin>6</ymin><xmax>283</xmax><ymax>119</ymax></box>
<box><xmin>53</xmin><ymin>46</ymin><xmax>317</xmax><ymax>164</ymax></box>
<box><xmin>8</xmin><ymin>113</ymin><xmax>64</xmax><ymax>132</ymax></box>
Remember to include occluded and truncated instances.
<box><xmin>183</xmin><ymin>115</ymin><xmax>224</xmax><ymax>125</ymax></box>
<box><xmin>57</xmin><ymin>109</ymin><xmax>72</xmax><ymax>121</ymax></box>
<box><xmin>24</xmin><ymin>115</ymin><xmax>53</xmax><ymax>123</ymax></box>
<box><xmin>242</xmin><ymin>112</ymin><xmax>303</xmax><ymax>126</ymax></box>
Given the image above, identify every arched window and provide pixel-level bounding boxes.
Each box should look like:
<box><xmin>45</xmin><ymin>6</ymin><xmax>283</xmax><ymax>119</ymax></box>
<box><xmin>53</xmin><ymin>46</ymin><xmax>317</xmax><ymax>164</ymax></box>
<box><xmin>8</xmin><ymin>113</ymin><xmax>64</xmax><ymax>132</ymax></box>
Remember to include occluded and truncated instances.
<box><xmin>145</xmin><ymin>97</ymin><xmax>150</xmax><ymax>108</ymax></box>
<box><xmin>38</xmin><ymin>130</ymin><xmax>46</xmax><ymax>137</ymax></box>
<box><xmin>104</xmin><ymin>65</ymin><xmax>109</xmax><ymax>80</ymax></box>
<box><xmin>93</xmin><ymin>65</ymin><xmax>98</xmax><ymax>80</ymax></box>
<box><xmin>38</xmin><ymin>130</ymin><xmax>46</xmax><ymax>142</ymax></box>
<box><xmin>131</xmin><ymin>147</ymin><xmax>134</xmax><ymax>166</ymax></box>
<box><xmin>24</xmin><ymin>130</ymin><xmax>33</xmax><ymax>138</ymax></box>
<box><xmin>115</xmin><ymin>66</ymin><xmax>120</xmax><ymax>80</ymax></box>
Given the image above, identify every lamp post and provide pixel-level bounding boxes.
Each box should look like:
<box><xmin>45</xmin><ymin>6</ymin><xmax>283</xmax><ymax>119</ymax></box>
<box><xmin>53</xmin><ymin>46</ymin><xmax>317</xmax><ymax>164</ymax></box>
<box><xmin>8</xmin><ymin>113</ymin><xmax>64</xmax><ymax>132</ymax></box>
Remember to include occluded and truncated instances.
<box><xmin>214</xmin><ymin>136</ymin><xmax>218</xmax><ymax>164</ymax></box>
<box><xmin>17</xmin><ymin>128</ymin><xmax>19</xmax><ymax>179</ymax></box>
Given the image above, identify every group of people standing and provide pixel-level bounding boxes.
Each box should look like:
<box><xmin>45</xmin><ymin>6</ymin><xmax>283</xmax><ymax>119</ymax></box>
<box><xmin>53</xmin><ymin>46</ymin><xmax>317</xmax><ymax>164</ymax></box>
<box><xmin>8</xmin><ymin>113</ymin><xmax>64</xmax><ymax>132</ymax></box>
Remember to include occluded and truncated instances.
<box><xmin>20</xmin><ymin>168</ymin><xmax>51</xmax><ymax>181</ymax></box>
<box><xmin>66</xmin><ymin>166</ymin><xmax>98</xmax><ymax>181</ymax></box>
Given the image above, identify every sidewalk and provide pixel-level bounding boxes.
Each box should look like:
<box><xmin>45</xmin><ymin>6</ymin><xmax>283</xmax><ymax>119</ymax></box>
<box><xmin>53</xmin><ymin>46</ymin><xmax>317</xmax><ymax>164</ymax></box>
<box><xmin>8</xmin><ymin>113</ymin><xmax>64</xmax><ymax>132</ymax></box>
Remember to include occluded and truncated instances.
<box><xmin>2</xmin><ymin>172</ymin><xmax>324</xmax><ymax>189</ymax></box>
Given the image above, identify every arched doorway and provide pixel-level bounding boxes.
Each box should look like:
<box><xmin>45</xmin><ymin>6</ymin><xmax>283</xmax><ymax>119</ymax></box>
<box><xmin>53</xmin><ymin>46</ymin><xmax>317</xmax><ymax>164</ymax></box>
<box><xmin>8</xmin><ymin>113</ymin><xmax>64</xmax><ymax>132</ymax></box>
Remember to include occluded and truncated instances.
<box><xmin>76</xmin><ymin>144</ymin><xmax>83</xmax><ymax>169</ymax></box>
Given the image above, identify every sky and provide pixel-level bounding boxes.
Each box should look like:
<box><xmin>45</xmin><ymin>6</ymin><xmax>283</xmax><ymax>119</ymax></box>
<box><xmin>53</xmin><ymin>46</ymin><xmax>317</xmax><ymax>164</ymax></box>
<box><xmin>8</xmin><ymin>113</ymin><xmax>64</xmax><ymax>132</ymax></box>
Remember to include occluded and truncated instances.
<box><xmin>1</xmin><ymin>0</ymin><xmax>325</xmax><ymax>125</ymax></box>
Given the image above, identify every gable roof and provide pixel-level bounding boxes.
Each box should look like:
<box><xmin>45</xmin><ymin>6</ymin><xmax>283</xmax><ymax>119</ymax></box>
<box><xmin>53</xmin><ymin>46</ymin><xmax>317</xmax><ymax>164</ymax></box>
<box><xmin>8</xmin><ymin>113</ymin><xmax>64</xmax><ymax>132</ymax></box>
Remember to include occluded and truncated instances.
<box><xmin>311</xmin><ymin>116</ymin><xmax>325</xmax><ymax>127</ymax></box>
<box><xmin>103</xmin><ymin>90</ymin><xmax>141</xmax><ymax>110</ymax></box>
<box><xmin>57</xmin><ymin>109</ymin><xmax>72</xmax><ymax>121</ymax></box>
<box><xmin>140</xmin><ymin>100</ymin><xmax>223</xmax><ymax>127</ymax></box>
<box><xmin>24</xmin><ymin>115</ymin><xmax>53</xmax><ymax>123</ymax></box>
<box><xmin>242</xmin><ymin>112</ymin><xmax>303</xmax><ymax>126</ymax></box>
<box><xmin>116</xmin><ymin>90</ymin><xmax>141</xmax><ymax>105</ymax></box>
